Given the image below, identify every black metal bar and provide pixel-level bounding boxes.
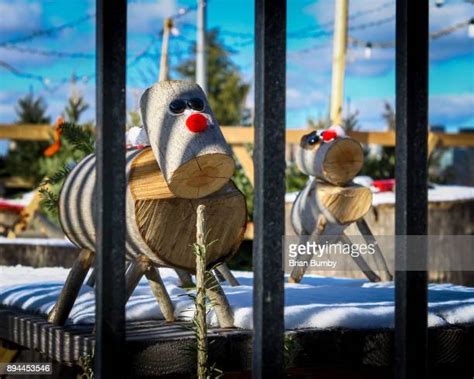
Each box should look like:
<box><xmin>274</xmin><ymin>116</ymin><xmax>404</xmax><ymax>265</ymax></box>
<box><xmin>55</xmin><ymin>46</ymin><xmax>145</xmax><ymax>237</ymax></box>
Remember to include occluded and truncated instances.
<box><xmin>95</xmin><ymin>0</ymin><xmax>127</xmax><ymax>377</ymax></box>
<box><xmin>395</xmin><ymin>0</ymin><xmax>429</xmax><ymax>378</ymax></box>
<box><xmin>253</xmin><ymin>0</ymin><xmax>286</xmax><ymax>377</ymax></box>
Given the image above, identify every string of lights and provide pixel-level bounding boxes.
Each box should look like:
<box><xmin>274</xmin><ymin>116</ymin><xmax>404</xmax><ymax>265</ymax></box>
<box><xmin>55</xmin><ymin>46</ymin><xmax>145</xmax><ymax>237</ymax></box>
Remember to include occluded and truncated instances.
<box><xmin>288</xmin><ymin>0</ymin><xmax>394</xmax><ymax>38</ymax></box>
<box><xmin>0</xmin><ymin>6</ymin><xmax>197</xmax><ymax>91</ymax></box>
<box><xmin>348</xmin><ymin>17</ymin><xmax>474</xmax><ymax>58</ymax></box>
<box><xmin>0</xmin><ymin>44</ymin><xmax>95</xmax><ymax>59</ymax></box>
<box><xmin>0</xmin><ymin>13</ymin><xmax>95</xmax><ymax>47</ymax></box>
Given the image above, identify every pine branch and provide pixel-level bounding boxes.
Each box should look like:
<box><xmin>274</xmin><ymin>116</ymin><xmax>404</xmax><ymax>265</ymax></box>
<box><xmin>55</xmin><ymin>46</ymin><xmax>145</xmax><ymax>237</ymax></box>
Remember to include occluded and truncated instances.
<box><xmin>41</xmin><ymin>165</ymin><xmax>72</xmax><ymax>186</ymax></box>
<box><xmin>39</xmin><ymin>187</ymin><xmax>59</xmax><ymax>214</ymax></box>
<box><xmin>60</xmin><ymin>122</ymin><xmax>95</xmax><ymax>155</ymax></box>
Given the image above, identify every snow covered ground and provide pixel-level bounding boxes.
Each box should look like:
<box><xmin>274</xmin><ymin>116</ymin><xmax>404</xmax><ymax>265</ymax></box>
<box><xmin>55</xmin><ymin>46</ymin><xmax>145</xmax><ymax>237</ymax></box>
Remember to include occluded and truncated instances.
<box><xmin>1</xmin><ymin>265</ymin><xmax>474</xmax><ymax>329</ymax></box>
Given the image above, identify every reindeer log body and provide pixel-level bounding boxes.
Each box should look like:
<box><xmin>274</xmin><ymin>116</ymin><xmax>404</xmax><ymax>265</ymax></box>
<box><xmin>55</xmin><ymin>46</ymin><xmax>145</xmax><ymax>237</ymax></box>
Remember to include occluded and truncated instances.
<box><xmin>59</xmin><ymin>80</ymin><xmax>247</xmax><ymax>272</ymax></box>
<box><xmin>289</xmin><ymin>128</ymin><xmax>392</xmax><ymax>283</ymax></box>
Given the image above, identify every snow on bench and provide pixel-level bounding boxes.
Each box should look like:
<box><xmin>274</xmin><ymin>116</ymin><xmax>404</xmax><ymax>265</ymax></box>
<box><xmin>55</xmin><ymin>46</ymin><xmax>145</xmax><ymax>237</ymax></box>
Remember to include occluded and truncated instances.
<box><xmin>1</xmin><ymin>265</ymin><xmax>474</xmax><ymax>329</ymax></box>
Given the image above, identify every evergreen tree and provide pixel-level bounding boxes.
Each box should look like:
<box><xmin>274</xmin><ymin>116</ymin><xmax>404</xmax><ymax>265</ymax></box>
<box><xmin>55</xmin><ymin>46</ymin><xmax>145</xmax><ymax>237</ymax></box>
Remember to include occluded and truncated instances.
<box><xmin>64</xmin><ymin>95</ymin><xmax>89</xmax><ymax>124</ymax></box>
<box><xmin>2</xmin><ymin>93</ymin><xmax>51</xmax><ymax>185</ymax></box>
<box><xmin>15</xmin><ymin>92</ymin><xmax>51</xmax><ymax>124</ymax></box>
<box><xmin>176</xmin><ymin>29</ymin><xmax>250</xmax><ymax>125</ymax></box>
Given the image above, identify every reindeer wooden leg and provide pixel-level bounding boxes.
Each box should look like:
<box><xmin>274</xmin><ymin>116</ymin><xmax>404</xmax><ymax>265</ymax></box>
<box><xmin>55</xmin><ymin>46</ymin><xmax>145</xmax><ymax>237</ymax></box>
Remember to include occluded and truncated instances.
<box><xmin>145</xmin><ymin>268</ymin><xmax>175</xmax><ymax>322</ymax></box>
<box><xmin>125</xmin><ymin>256</ymin><xmax>175</xmax><ymax>322</ymax></box>
<box><xmin>338</xmin><ymin>234</ymin><xmax>381</xmax><ymax>282</ymax></box>
<box><xmin>48</xmin><ymin>249</ymin><xmax>95</xmax><ymax>325</ymax></box>
<box><xmin>356</xmin><ymin>218</ymin><xmax>393</xmax><ymax>281</ymax></box>
<box><xmin>174</xmin><ymin>269</ymin><xmax>194</xmax><ymax>288</ymax></box>
<box><xmin>214</xmin><ymin>264</ymin><xmax>240</xmax><ymax>286</ymax></box>
<box><xmin>289</xmin><ymin>215</ymin><xmax>327</xmax><ymax>284</ymax></box>
<box><xmin>205</xmin><ymin>272</ymin><xmax>234</xmax><ymax>328</ymax></box>
<box><xmin>125</xmin><ymin>257</ymin><xmax>148</xmax><ymax>301</ymax></box>
<box><xmin>85</xmin><ymin>268</ymin><xmax>96</xmax><ymax>288</ymax></box>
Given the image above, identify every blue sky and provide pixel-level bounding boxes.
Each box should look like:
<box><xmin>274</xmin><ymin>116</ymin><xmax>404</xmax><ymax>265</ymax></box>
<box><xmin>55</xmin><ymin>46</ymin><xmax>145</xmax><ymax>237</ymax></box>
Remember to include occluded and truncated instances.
<box><xmin>0</xmin><ymin>0</ymin><xmax>473</xmax><ymax>131</ymax></box>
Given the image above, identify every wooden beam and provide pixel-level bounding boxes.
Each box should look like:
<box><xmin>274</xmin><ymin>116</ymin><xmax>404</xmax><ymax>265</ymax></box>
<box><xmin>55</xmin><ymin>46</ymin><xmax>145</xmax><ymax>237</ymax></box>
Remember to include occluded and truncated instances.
<box><xmin>0</xmin><ymin>124</ymin><xmax>52</xmax><ymax>141</ymax></box>
<box><xmin>1</xmin><ymin>124</ymin><xmax>473</xmax><ymax>148</ymax></box>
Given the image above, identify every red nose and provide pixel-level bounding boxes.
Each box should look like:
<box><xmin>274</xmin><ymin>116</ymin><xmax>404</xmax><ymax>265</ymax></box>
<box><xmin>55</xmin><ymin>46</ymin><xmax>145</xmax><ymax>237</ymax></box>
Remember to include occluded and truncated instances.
<box><xmin>186</xmin><ymin>113</ymin><xmax>208</xmax><ymax>133</ymax></box>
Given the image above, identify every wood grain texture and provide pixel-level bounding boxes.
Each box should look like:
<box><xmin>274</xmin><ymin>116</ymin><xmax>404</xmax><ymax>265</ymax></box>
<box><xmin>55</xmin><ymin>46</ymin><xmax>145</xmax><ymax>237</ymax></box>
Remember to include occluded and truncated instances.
<box><xmin>135</xmin><ymin>181</ymin><xmax>247</xmax><ymax>272</ymax></box>
<box><xmin>316</xmin><ymin>181</ymin><xmax>372</xmax><ymax>225</ymax></box>
<box><xmin>129</xmin><ymin>148</ymin><xmax>174</xmax><ymax>200</ymax></box>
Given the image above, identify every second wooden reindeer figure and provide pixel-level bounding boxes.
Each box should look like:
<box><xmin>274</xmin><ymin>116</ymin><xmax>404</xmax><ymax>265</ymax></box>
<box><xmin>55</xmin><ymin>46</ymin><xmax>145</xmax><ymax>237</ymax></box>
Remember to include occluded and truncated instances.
<box><xmin>289</xmin><ymin>126</ymin><xmax>392</xmax><ymax>283</ymax></box>
<box><xmin>49</xmin><ymin>81</ymin><xmax>247</xmax><ymax>328</ymax></box>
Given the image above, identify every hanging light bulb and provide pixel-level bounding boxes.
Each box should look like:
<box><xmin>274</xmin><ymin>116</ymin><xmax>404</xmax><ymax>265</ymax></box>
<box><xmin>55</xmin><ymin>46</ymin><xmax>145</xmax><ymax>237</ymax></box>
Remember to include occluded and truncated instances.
<box><xmin>364</xmin><ymin>42</ymin><xmax>373</xmax><ymax>59</ymax></box>
<box><xmin>171</xmin><ymin>26</ymin><xmax>180</xmax><ymax>36</ymax></box>
<box><xmin>435</xmin><ymin>0</ymin><xmax>444</xmax><ymax>8</ymax></box>
<box><xmin>468</xmin><ymin>18</ymin><xmax>474</xmax><ymax>39</ymax></box>
<box><xmin>178</xmin><ymin>7</ymin><xmax>186</xmax><ymax>15</ymax></box>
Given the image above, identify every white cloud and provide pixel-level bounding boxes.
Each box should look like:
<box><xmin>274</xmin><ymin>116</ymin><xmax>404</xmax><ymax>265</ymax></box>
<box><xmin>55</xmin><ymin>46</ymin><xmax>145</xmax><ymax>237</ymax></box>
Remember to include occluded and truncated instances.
<box><xmin>128</xmin><ymin>0</ymin><xmax>177</xmax><ymax>33</ymax></box>
<box><xmin>429</xmin><ymin>93</ymin><xmax>474</xmax><ymax>124</ymax></box>
<box><xmin>0</xmin><ymin>0</ymin><xmax>42</xmax><ymax>34</ymax></box>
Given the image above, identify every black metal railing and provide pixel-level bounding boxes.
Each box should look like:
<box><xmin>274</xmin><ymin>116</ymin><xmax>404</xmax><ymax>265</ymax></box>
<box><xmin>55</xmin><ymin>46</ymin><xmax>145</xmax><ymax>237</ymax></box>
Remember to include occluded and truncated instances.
<box><xmin>93</xmin><ymin>0</ymin><xmax>429</xmax><ymax>377</ymax></box>
<box><xmin>395</xmin><ymin>0</ymin><xmax>429</xmax><ymax>378</ymax></box>
<box><xmin>95</xmin><ymin>0</ymin><xmax>127</xmax><ymax>377</ymax></box>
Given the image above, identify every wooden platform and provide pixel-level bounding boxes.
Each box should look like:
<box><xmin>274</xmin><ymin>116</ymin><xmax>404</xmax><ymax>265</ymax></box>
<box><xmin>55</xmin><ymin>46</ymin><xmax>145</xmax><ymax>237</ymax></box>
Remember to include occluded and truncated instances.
<box><xmin>1</xmin><ymin>306</ymin><xmax>474</xmax><ymax>376</ymax></box>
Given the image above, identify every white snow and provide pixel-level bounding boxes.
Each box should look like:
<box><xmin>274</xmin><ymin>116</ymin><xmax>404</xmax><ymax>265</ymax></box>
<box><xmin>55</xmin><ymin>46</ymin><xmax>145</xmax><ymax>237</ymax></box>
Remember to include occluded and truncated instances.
<box><xmin>1</xmin><ymin>265</ymin><xmax>474</xmax><ymax>329</ymax></box>
<box><xmin>0</xmin><ymin>237</ymin><xmax>75</xmax><ymax>247</ymax></box>
<box><xmin>285</xmin><ymin>184</ymin><xmax>474</xmax><ymax>206</ymax></box>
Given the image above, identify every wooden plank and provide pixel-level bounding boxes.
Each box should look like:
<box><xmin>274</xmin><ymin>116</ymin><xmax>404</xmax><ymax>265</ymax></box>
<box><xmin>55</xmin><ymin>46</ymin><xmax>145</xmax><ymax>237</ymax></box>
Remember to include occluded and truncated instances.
<box><xmin>1</xmin><ymin>124</ymin><xmax>473</xmax><ymax>147</ymax></box>
<box><xmin>232</xmin><ymin>145</ymin><xmax>254</xmax><ymax>186</ymax></box>
<box><xmin>0</xmin><ymin>124</ymin><xmax>52</xmax><ymax>141</ymax></box>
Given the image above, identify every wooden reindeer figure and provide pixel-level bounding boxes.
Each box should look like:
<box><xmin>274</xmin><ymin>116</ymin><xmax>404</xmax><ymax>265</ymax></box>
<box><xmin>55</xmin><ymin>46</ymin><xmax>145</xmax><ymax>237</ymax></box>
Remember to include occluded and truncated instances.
<box><xmin>289</xmin><ymin>126</ymin><xmax>392</xmax><ymax>283</ymax></box>
<box><xmin>48</xmin><ymin>81</ymin><xmax>247</xmax><ymax>328</ymax></box>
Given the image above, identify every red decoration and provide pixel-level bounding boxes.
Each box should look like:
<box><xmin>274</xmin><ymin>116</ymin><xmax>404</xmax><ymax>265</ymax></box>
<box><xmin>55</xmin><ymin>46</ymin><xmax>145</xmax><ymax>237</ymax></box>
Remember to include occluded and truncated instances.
<box><xmin>185</xmin><ymin>113</ymin><xmax>208</xmax><ymax>133</ymax></box>
<box><xmin>321</xmin><ymin>129</ymin><xmax>338</xmax><ymax>142</ymax></box>
<box><xmin>373</xmin><ymin>179</ymin><xmax>395</xmax><ymax>192</ymax></box>
<box><xmin>44</xmin><ymin>116</ymin><xmax>64</xmax><ymax>157</ymax></box>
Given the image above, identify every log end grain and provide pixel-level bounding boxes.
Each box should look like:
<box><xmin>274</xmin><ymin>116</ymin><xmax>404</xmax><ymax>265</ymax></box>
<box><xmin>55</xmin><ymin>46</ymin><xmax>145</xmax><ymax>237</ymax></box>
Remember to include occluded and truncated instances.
<box><xmin>317</xmin><ymin>181</ymin><xmax>372</xmax><ymax>225</ymax></box>
<box><xmin>167</xmin><ymin>153</ymin><xmax>235</xmax><ymax>199</ymax></box>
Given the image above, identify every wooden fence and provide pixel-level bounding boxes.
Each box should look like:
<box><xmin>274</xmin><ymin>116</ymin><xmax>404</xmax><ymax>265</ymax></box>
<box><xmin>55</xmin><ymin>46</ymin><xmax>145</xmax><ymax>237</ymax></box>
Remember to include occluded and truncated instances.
<box><xmin>1</xmin><ymin>123</ymin><xmax>473</xmax><ymax>188</ymax></box>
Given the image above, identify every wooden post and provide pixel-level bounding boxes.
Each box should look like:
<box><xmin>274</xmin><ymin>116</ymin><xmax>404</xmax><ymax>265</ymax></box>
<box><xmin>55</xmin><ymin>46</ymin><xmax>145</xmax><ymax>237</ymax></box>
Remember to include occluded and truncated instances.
<box><xmin>48</xmin><ymin>249</ymin><xmax>95</xmax><ymax>325</ymax></box>
<box><xmin>196</xmin><ymin>205</ymin><xmax>234</xmax><ymax>328</ymax></box>
<box><xmin>158</xmin><ymin>18</ymin><xmax>173</xmax><ymax>82</ymax></box>
<box><xmin>195</xmin><ymin>204</ymin><xmax>208</xmax><ymax>379</ymax></box>
<box><xmin>330</xmin><ymin>0</ymin><xmax>348</xmax><ymax>125</ymax></box>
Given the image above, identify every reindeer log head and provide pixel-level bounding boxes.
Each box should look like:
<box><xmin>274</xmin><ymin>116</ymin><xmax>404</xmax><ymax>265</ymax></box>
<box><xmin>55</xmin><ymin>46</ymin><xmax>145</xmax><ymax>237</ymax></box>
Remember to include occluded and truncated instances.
<box><xmin>140</xmin><ymin>80</ymin><xmax>235</xmax><ymax>199</ymax></box>
<box><xmin>295</xmin><ymin>129</ymin><xmax>364</xmax><ymax>186</ymax></box>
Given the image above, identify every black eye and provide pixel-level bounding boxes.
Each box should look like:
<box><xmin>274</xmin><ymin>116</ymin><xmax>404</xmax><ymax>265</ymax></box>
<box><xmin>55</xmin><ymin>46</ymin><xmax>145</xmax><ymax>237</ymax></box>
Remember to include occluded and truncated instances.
<box><xmin>169</xmin><ymin>99</ymin><xmax>186</xmax><ymax>114</ymax></box>
<box><xmin>307</xmin><ymin>132</ymin><xmax>320</xmax><ymax>145</ymax></box>
<box><xmin>187</xmin><ymin>97</ymin><xmax>205</xmax><ymax>111</ymax></box>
